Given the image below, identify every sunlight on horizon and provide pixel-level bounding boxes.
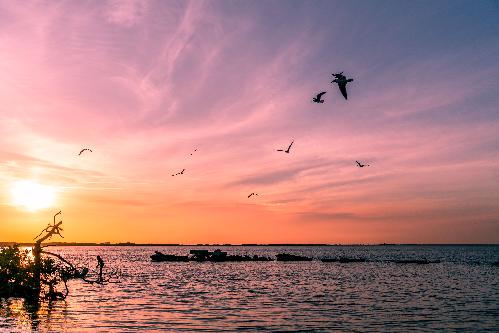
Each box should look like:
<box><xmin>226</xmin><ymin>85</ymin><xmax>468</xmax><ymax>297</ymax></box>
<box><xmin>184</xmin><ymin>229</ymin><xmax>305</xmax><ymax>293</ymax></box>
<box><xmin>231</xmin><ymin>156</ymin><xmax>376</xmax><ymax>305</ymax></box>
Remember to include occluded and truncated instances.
<box><xmin>10</xmin><ymin>180</ymin><xmax>57</xmax><ymax>212</ymax></box>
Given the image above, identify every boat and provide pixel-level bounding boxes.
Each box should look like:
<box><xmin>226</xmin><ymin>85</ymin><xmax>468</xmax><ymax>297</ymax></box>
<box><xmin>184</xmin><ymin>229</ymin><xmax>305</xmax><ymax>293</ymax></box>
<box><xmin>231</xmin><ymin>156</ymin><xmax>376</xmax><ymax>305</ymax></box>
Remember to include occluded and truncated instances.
<box><xmin>190</xmin><ymin>249</ymin><xmax>273</xmax><ymax>262</ymax></box>
<box><xmin>276</xmin><ymin>253</ymin><xmax>313</xmax><ymax>261</ymax></box>
<box><xmin>151</xmin><ymin>249</ymin><xmax>273</xmax><ymax>262</ymax></box>
<box><xmin>150</xmin><ymin>251</ymin><xmax>189</xmax><ymax>262</ymax></box>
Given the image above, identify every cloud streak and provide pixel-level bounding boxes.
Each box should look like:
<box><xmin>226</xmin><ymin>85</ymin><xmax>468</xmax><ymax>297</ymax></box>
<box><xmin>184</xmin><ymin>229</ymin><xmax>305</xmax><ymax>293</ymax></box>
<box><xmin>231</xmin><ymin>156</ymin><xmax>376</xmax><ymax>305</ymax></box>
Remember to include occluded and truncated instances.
<box><xmin>1</xmin><ymin>0</ymin><xmax>498</xmax><ymax>243</ymax></box>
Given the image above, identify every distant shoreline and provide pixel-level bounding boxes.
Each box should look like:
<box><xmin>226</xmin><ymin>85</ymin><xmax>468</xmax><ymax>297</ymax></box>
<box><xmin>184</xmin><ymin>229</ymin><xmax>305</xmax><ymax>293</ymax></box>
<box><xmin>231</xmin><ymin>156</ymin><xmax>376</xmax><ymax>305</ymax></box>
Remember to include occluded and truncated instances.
<box><xmin>1</xmin><ymin>242</ymin><xmax>497</xmax><ymax>247</ymax></box>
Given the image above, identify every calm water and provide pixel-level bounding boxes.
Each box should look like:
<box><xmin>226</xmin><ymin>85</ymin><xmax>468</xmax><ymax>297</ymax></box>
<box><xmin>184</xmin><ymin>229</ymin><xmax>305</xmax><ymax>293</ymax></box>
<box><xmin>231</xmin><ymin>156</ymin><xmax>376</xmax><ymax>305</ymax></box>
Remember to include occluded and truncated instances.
<box><xmin>1</xmin><ymin>245</ymin><xmax>498</xmax><ymax>332</ymax></box>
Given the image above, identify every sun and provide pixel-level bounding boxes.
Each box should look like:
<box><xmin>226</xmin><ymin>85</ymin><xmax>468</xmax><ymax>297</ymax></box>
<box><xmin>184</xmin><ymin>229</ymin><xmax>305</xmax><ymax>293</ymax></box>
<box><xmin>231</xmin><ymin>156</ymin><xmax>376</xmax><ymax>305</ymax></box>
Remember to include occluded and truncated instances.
<box><xmin>10</xmin><ymin>180</ymin><xmax>57</xmax><ymax>212</ymax></box>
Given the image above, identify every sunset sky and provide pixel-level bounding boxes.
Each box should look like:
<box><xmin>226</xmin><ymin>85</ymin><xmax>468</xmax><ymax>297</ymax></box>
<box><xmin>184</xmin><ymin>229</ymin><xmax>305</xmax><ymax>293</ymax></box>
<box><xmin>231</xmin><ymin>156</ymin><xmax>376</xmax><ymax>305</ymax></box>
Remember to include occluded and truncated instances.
<box><xmin>1</xmin><ymin>0</ymin><xmax>498</xmax><ymax>244</ymax></box>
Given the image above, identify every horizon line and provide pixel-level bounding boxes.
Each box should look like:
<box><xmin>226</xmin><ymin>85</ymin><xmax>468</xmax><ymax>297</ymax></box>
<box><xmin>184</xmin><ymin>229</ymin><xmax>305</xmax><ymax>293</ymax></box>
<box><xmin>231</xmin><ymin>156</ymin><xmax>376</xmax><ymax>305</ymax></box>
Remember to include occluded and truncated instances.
<box><xmin>1</xmin><ymin>242</ymin><xmax>498</xmax><ymax>247</ymax></box>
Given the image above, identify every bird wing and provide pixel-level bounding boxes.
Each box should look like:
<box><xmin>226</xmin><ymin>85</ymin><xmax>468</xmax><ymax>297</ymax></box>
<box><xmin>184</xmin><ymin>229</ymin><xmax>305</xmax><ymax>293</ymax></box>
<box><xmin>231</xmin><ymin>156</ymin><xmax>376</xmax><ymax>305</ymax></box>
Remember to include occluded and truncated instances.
<box><xmin>277</xmin><ymin>149</ymin><xmax>284</xmax><ymax>151</ymax></box>
<box><xmin>287</xmin><ymin>141</ymin><xmax>294</xmax><ymax>150</ymax></box>
<box><xmin>356</xmin><ymin>161</ymin><xmax>361</xmax><ymax>166</ymax></box>
<box><xmin>338</xmin><ymin>83</ymin><xmax>348</xmax><ymax>100</ymax></box>
<box><xmin>317</xmin><ymin>91</ymin><xmax>326</xmax><ymax>98</ymax></box>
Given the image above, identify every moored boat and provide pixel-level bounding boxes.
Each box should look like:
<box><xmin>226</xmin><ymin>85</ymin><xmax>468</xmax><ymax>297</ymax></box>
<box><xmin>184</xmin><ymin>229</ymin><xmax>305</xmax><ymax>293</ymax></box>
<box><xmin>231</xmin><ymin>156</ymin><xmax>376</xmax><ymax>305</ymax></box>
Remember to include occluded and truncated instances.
<box><xmin>276</xmin><ymin>253</ymin><xmax>313</xmax><ymax>261</ymax></box>
<box><xmin>151</xmin><ymin>251</ymin><xmax>189</xmax><ymax>262</ymax></box>
<box><xmin>151</xmin><ymin>249</ymin><xmax>274</xmax><ymax>262</ymax></box>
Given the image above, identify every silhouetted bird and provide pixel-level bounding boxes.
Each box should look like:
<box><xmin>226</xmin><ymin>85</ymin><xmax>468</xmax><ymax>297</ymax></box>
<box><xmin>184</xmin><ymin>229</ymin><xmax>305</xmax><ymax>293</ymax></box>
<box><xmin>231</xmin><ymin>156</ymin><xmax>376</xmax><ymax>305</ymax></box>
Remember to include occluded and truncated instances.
<box><xmin>312</xmin><ymin>92</ymin><xmax>327</xmax><ymax>103</ymax></box>
<box><xmin>172</xmin><ymin>168</ymin><xmax>186</xmax><ymax>176</ymax></box>
<box><xmin>331</xmin><ymin>72</ymin><xmax>353</xmax><ymax>100</ymax></box>
<box><xmin>78</xmin><ymin>148</ymin><xmax>92</xmax><ymax>156</ymax></box>
<box><xmin>356</xmin><ymin>160</ymin><xmax>370</xmax><ymax>168</ymax></box>
<box><xmin>277</xmin><ymin>140</ymin><xmax>294</xmax><ymax>153</ymax></box>
<box><xmin>248</xmin><ymin>193</ymin><xmax>258</xmax><ymax>198</ymax></box>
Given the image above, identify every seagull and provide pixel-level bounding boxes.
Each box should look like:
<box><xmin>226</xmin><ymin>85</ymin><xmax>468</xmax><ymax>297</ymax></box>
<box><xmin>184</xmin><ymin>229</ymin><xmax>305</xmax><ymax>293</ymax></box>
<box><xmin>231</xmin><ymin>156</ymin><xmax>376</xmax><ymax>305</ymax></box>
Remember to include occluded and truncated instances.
<box><xmin>248</xmin><ymin>193</ymin><xmax>258</xmax><ymax>198</ymax></box>
<box><xmin>312</xmin><ymin>92</ymin><xmax>327</xmax><ymax>103</ymax></box>
<box><xmin>277</xmin><ymin>140</ymin><xmax>294</xmax><ymax>154</ymax></box>
<box><xmin>331</xmin><ymin>72</ymin><xmax>354</xmax><ymax>100</ymax></box>
<box><xmin>172</xmin><ymin>168</ymin><xmax>186</xmax><ymax>176</ymax></box>
<box><xmin>355</xmin><ymin>161</ymin><xmax>370</xmax><ymax>168</ymax></box>
<box><xmin>78</xmin><ymin>148</ymin><xmax>92</xmax><ymax>156</ymax></box>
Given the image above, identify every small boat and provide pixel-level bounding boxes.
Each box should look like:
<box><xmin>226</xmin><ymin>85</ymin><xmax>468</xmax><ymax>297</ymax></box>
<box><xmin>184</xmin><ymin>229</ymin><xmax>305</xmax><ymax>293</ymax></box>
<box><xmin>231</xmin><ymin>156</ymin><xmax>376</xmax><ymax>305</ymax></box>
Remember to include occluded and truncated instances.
<box><xmin>190</xmin><ymin>249</ymin><xmax>273</xmax><ymax>262</ymax></box>
<box><xmin>322</xmin><ymin>257</ymin><xmax>366</xmax><ymax>263</ymax></box>
<box><xmin>151</xmin><ymin>249</ymin><xmax>274</xmax><ymax>262</ymax></box>
<box><xmin>151</xmin><ymin>251</ymin><xmax>189</xmax><ymax>262</ymax></box>
<box><xmin>276</xmin><ymin>253</ymin><xmax>313</xmax><ymax>261</ymax></box>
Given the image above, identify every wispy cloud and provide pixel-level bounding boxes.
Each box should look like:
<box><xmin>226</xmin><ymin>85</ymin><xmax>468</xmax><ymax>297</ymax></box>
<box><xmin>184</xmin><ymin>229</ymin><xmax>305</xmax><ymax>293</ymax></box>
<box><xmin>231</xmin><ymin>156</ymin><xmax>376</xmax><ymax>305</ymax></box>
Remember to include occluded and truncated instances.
<box><xmin>1</xmin><ymin>0</ymin><xmax>498</xmax><ymax>243</ymax></box>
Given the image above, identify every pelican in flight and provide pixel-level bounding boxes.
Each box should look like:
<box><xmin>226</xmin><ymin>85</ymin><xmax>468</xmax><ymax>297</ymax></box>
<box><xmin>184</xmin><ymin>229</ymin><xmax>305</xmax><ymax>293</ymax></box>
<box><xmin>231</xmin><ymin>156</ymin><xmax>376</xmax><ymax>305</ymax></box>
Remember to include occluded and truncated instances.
<box><xmin>78</xmin><ymin>148</ymin><xmax>92</xmax><ymax>156</ymax></box>
<box><xmin>331</xmin><ymin>72</ymin><xmax>354</xmax><ymax>100</ymax></box>
<box><xmin>248</xmin><ymin>193</ymin><xmax>258</xmax><ymax>198</ymax></box>
<box><xmin>312</xmin><ymin>92</ymin><xmax>327</xmax><ymax>103</ymax></box>
<box><xmin>277</xmin><ymin>140</ymin><xmax>294</xmax><ymax>154</ymax></box>
<box><xmin>355</xmin><ymin>160</ymin><xmax>370</xmax><ymax>168</ymax></box>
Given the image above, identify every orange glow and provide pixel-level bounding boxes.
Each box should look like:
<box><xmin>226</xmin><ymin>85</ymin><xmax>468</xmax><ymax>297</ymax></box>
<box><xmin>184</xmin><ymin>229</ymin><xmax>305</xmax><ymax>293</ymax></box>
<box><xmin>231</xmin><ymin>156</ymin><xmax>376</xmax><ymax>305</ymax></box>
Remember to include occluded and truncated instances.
<box><xmin>10</xmin><ymin>180</ymin><xmax>57</xmax><ymax>212</ymax></box>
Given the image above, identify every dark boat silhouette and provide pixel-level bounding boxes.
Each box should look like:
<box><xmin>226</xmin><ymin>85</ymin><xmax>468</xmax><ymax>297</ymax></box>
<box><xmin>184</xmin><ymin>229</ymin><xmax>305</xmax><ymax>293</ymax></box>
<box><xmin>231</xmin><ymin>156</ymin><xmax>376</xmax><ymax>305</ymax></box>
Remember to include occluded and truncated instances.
<box><xmin>151</xmin><ymin>251</ymin><xmax>189</xmax><ymax>262</ymax></box>
<box><xmin>276</xmin><ymin>253</ymin><xmax>313</xmax><ymax>261</ymax></box>
<box><xmin>151</xmin><ymin>249</ymin><xmax>273</xmax><ymax>262</ymax></box>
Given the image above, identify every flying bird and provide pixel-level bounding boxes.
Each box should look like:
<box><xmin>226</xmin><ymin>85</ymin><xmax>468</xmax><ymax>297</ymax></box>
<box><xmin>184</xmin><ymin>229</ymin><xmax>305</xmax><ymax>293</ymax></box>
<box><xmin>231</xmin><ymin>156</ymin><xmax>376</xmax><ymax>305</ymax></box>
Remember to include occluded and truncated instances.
<box><xmin>78</xmin><ymin>148</ymin><xmax>92</xmax><ymax>156</ymax></box>
<box><xmin>277</xmin><ymin>140</ymin><xmax>294</xmax><ymax>154</ymax></box>
<box><xmin>312</xmin><ymin>92</ymin><xmax>327</xmax><ymax>103</ymax></box>
<box><xmin>355</xmin><ymin>161</ymin><xmax>370</xmax><ymax>168</ymax></box>
<box><xmin>248</xmin><ymin>193</ymin><xmax>258</xmax><ymax>198</ymax></box>
<box><xmin>331</xmin><ymin>72</ymin><xmax>354</xmax><ymax>100</ymax></box>
<box><xmin>172</xmin><ymin>168</ymin><xmax>186</xmax><ymax>176</ymax></box>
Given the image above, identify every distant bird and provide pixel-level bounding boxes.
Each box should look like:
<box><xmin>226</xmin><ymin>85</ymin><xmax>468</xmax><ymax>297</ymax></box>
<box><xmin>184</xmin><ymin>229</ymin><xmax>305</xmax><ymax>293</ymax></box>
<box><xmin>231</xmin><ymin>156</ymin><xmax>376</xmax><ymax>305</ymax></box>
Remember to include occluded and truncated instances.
<box><xmin>190</xmin><ymin>149</ymin><xmax>197</xmax><ymax>156</ymax></box>
<box><xmin>355</xmin><ymin>160</ymin><xmax>370</xmax><ymax>168</ymax></box>
<box><xmin>277</xmin><ymin>140</ymin><xmax>294</xmax><ymax>154</ymax></box>
<box><xmin>331</xmin><ymin>72</ymin><xmax>354</xmax><ymax>100</ymax></box>
<box><xmin>248</xmin><ymin>193</ymin><xmax>258</xmax><ymax>198</ymax></box>
<box><xmin>78</xmin><ymin>148</ymin><xmax>92</xmax><ymax>156</ymax></box>
<box><xmin>312</xmin><ymin>91</ymin><xmax>327</xmax><ymax>103</ymax></box>
<box><xmin>172</xmin><ymin>168</ymin><xmax>186</xmax><ymax>176</ymax></box>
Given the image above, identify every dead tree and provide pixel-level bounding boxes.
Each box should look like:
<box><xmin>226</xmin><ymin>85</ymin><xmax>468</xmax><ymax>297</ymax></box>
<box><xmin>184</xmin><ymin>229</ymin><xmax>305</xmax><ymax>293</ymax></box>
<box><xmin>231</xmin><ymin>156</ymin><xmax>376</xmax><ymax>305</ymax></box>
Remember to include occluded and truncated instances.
<box><xmin>31</xmin><ymin>211</ymin><xmax>119</xmax><ymax>300</ymax></box>
<box><xmin>32</xmin><ymin>211</ymin><xmax>64</xmax><ymax>295</ymax></box>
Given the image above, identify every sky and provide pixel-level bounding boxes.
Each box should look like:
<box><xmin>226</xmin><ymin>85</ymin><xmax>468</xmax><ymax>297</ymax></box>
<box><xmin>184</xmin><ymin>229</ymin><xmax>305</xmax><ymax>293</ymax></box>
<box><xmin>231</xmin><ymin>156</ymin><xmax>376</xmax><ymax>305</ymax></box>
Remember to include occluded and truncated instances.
<box><xmin>0</xmin><ymin>0</ymin><xmax>498</xmax><ymax>244</ymax></box>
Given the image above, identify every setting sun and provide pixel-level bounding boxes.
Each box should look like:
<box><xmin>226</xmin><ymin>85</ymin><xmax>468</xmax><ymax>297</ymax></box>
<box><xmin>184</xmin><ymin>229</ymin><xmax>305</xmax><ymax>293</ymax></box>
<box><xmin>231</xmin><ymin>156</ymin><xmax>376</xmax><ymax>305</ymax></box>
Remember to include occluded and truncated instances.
<box><xmin>10</xmin><ymin>180</ymin><xmax>56</xmax><ymax>212</ymax></box>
